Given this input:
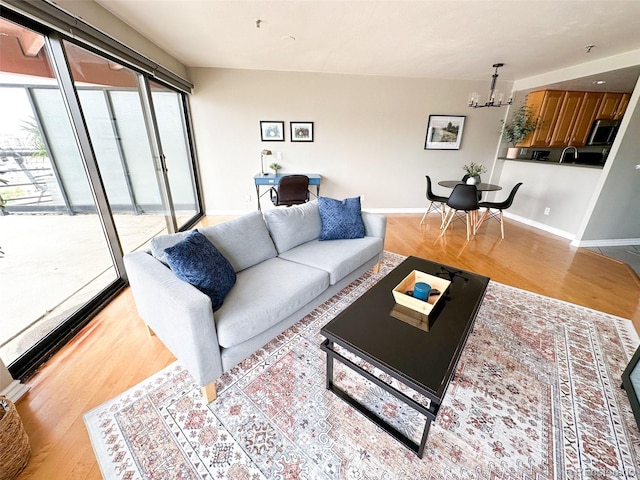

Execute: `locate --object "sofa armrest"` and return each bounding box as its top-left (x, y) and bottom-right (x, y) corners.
top-left (362, 211), bottom-right (387, 239)
top-left (124, 251), bottom-right (223, 387)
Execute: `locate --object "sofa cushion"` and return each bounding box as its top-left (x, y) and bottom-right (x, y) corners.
top-left (214, 257), bottom-right (329, 348)
top-left (200, 211), bottom-right (277, 272)
top-left (318, 196), bottom-right (365, 240)
top-left (149, 231), bottom-right (189, 266)
top-left (278, 236), bottom-right (383, 285)
top-left (164, 230), bottom-right (236, 311)
top-left (263, 200), bottom-right (322, 254)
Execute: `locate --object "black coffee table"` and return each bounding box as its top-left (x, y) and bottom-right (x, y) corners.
top-left (320, 256), bottom-right (489, 458)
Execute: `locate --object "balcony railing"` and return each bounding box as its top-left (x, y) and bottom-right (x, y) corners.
top-left (0, 148), bottom-right (57, 214)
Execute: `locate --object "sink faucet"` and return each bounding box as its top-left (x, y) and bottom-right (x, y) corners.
top-left (560, 146), bottom-right (578, 163)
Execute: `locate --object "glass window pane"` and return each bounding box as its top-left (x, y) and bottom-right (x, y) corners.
top-left (64, 41), bottom-right (169, 251)
top-left (0, 18), bottom-right (118, 364)
top-left (31, 88), bottom-right (94, 208)
top-left (109, 91), bottom-right (163, 209)
top-left (150, 81), bottom-right (198, 228)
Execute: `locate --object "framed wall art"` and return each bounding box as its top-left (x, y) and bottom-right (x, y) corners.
top-left (260, 121), bottom-right (285, 141)
top-left (291, 122), bottom-right (314, 142)
top-left (424, 115), bottom-right (465, 150)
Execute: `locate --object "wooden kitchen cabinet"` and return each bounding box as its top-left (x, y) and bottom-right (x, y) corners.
top-left (597, 93), bottom-right (624, 119)
top-left (614, 93), bottom-right (630, 120)
top-left (517, 90), bottom-right (565, 147)
top-left (568, 92), bottom-right (604, 146)
top-left (549, 91), bottom-right (585, 147)
top-left (515, 89), bottom-right (631, 149)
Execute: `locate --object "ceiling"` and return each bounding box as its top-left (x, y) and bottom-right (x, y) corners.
top-left (93, 0), bottom-right (640, 90)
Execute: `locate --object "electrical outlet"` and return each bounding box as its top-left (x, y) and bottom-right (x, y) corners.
top-left (544, 207), bottom-right (550, 215)
top-left (361, 194), bottom-right (366, 202)
top-left (277, 152), bottom-right (283, 160)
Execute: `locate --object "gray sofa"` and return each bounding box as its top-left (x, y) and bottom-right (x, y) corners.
top-left (124, 201), bottom-right (386, 402)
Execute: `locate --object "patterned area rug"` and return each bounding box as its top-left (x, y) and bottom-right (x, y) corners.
top-left (85, 252), bottom-right (640, 479)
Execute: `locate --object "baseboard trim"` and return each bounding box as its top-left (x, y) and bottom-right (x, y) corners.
top-left (572, 238), bottom-right (640, 248)
top-left (501, 212), bottom-right (575, 240)
top-left (1, 380), bottom-right (30, 403)
top-left (205, 208), bottom-right (638, 248)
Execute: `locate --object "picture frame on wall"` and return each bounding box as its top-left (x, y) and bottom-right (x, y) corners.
top-left (291, 122), bottom-right (314, 142)
top-left (424, 115), bottom-right (465, 150)
top-left (260, 121), bottom-right (285, 141)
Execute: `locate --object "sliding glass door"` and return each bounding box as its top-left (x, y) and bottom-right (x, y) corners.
top-left (150, 80), bottom-right (199, 227)
top-left (0, 18), bottom-right (119, 366)
top-left (63, 41), bottom-right (173, 251)
top-left (0, 13), bottom-right (201, 377)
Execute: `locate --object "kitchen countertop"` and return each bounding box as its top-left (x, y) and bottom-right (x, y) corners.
top-left (497, 157), bottom-right (605, 169)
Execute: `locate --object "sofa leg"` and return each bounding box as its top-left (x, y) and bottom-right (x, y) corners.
top-left (372, 262), bottom-right (381, 273)
top-left (202, 382), bottom-right (217, 403)
top-left (146, 324), bottom-right (156, 336)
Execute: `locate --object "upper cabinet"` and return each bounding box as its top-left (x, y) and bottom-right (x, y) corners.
top-left (549, 91), bottom-right (585, 147)
top-left (517, 90), bottom-right (564, 147)
top-left (614, 93), bottom-right (631, 120)
top-left (517, 89), bottom-right (631, 148)
top-left (569, 92), bottom-right (603, 147)
top-left (597, 93), bottom-right (624, 119)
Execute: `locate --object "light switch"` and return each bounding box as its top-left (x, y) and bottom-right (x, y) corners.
top-left (277, 152), bottom-right (283, 160)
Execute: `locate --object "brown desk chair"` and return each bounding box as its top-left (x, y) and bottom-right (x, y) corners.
top-left (270, 175), bottom-right (310, 206)
top-left (475, 182), bottom-right (523, 239)
top-left (439, 184), bottom-right (479, 241)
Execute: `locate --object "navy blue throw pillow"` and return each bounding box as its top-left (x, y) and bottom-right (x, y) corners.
top-left (164, 230), bottom-right (236, 311)
top-left (318, 196), bottom-right (365, 240)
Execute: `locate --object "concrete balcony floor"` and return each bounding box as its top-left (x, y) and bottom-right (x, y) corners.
top-left (0, 212), bottom-right (167, 364)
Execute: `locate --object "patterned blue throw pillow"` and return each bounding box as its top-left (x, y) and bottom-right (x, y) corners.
top-left (318, 196), bottom-right (365, 240)
top-left (164, 230), bottom-right (236, 311)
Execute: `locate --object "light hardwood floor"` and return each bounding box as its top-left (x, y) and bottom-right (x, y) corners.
top-left (14, 213), bottom-right (640, 479)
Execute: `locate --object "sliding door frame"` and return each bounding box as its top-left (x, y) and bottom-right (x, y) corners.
top-left (2, 7), bottom-right (203, 379)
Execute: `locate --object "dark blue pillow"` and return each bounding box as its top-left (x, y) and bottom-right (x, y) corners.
top-left (164, 230), bottom-right (236, 311)
top-left (318, 196), bottom-right (365, 240)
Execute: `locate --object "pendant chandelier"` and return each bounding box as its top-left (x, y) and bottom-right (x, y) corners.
top-left (468, 63), bottom-right (513, 108)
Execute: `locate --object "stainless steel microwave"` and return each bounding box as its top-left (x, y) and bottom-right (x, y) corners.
top-left (587, 119), bottom-right (620, 146)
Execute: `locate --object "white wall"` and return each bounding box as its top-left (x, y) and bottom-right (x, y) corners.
top-left (496, 160), bottom-right (602, 238)
top-left (0, 358), bottom-right (28, 402)
top-left (0, 359), bottom-right (12, 390)
top-left (188, 68), bottom-right (508, 213)
top-left (579, 82), bottom-right (640, 242)
top-left (53, 0), bottom-right (188, 79)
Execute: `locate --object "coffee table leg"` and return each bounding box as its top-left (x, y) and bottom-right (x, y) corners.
top-left (325, 340), bottom-right (334, 389)
top-left (418, 418), bottom-right (432, 458)
top-left (417, 400), bottom-right (440, 458)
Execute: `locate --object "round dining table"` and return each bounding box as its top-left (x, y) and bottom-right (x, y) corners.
top-left (438, 180), bottom-right (502, 192)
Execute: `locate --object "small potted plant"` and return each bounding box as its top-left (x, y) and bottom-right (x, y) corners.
top-left (462, 162), bottom-right (487, 184)
top-left (501, 103), bottom-right (537, 159)
top-left (269, 162), bottom-right (282, 175)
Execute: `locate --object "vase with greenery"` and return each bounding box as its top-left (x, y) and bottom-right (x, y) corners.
top-left (462, 162), bottom-right (487, 184)
top-left (501, 104), bottom-right (537, 158)
top-left (269, 162), bottom-right (282, 174)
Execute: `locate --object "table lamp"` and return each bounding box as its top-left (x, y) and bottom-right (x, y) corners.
top-left (261, 149), bottom-right (272, 175)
